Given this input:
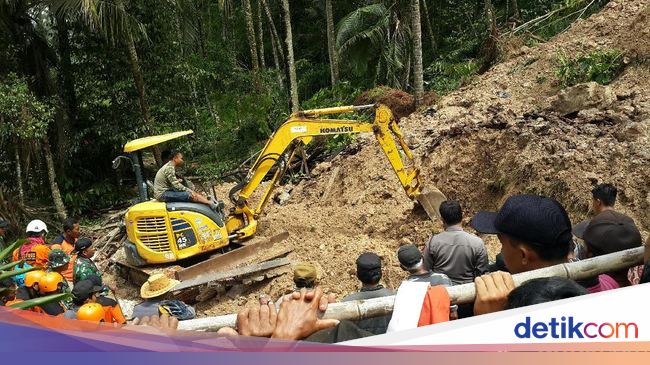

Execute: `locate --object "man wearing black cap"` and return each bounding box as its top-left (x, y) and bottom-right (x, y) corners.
top-left (472, 195), bottom-right (574, 274)
top-left (72, 238), bottom-right (115, 296)
top-left (344, 253), bottom-right (395, 301)
top-left (397, 245), bottom-right (458, 319)
top-left (471, 194), bottom-right (617, 293)
top-left (397, 245), bottom-right (453, 287)
top-left (63, 279), bottom-right (104, 319)
top-left (572, 210), bottom-right (642, 288)
top-left (342, 253), bottom-right (395, 334)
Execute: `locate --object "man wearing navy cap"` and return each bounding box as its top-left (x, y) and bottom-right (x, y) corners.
top-left (471, 195), bottom-right (618, 293)
top-left (342, 253), bottom-right (395, 334)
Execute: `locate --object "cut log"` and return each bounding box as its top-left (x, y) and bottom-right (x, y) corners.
top-left (177, 247), bottom-right (644, 332)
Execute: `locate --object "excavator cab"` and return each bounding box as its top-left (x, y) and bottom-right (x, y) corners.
top-left (116, 131), bottom-right (230, 267)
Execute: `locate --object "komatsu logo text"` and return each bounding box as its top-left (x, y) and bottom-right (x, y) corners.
top-left (320, 126), bottom-right (354, 133)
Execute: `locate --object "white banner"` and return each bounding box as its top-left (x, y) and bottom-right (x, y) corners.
top-left (344, 284), bottom-right (650, 346)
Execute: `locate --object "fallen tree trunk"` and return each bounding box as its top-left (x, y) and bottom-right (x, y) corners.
top-left (177, 247), bottom-right (644, 332)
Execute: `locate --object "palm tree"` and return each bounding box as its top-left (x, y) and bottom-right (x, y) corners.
top-left (325, 0), bottom-right (339, 87)
top-left (281, 0), bottom-right (299, 112)
top-left (337, 0), bottom-right (413, 90)
top-left (411, 0), bottom-right (424, 107)
top-left (1, 0), bottom-right (68, 219)
top-left (114, 0), bottom-right (162, 165)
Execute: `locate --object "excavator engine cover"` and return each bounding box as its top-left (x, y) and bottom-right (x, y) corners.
top-left (124, 201), bottom-right (230, 266)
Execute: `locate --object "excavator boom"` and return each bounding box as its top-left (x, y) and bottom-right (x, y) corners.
top-left (226, 104), bottom-right (446, 240)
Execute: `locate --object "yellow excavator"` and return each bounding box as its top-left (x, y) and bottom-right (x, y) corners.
top-left (118, 104), bottom-right (445, 267)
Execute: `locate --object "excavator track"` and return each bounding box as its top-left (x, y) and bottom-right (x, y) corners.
top-left (112, 232), bottom-right (291, 302)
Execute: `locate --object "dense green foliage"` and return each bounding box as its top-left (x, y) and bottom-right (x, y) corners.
top-left (555, 48), bottom-right (624, 88)
top-left (0, 0), bottom-right (612, 224)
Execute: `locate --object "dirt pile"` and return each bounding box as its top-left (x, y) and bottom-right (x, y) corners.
top-left (355, 87), bottom-right (440, 119)
top-left (106, 0), bottom-right (650, 318)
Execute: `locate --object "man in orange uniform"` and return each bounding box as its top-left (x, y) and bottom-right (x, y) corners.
top-left (36, 272), bottom-right (67, 316)
top-left (10, 270), bottom-right (47, 314)
top-left (51, 218), bottom-right (80, 281)
top-left (13, 220), bottom-right (51, 272)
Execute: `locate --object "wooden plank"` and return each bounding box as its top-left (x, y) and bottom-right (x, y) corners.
top-left (172, 257), bottom-right (291, 291)
top-left (176, 232), bottom-right (289, 281)
top-left (320, 166), bottom-right (340, 201)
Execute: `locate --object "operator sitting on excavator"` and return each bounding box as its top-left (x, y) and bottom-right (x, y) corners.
top-left (153, 151), bottom-right (218, 211)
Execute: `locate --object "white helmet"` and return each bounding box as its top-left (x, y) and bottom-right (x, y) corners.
top-left (26, 219), bottom-right (48, 233)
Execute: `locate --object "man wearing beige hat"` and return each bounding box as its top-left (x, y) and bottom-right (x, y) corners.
top-left (132, 273), bottom-right (195, 320)
top-left (293, 263), bottom-right (319, 289)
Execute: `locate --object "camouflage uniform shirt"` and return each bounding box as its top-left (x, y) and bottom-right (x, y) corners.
top-left (45, 268), bottom-right (73, 309)
top-left (153, 161), bottom-right (188, 199)
top-left (73, 256), bottom-right (109, 296)
top-left (0, 236), bottom-right (7, 266)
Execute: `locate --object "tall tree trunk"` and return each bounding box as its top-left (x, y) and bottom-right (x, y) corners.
top-left (411, 0), bottom-right (424, 108)
top-left (281, 0), bottom-right (299, 112)
top-left (54, 16), bottom-right (75, 170)
top-left (261, 0), bottom-right (284, 87)
top-left (325, 0), bottom-right (339, 87)
top-left (256, 0), bottom-right (266, 68)
top-left (196, 0), bottom-right (207, 57)
top-left (174, 0), bottom-right (185, 56)
top-left (15, 144), bottom-right (24, 205)
top-left (421, 0), bottom-right (436, 54)
top-left (510, 0), bottom-right (520, 20)
top-left (243, 0), bottom-right (262, 93)
top-left (55, 16), bottom-right (77, 123)
top-left (115, 0), bottom-right (162, 165)
top-left (262, 0), bottom-right (285, 65)
top-left (42, 136), bottom-right (67, 220)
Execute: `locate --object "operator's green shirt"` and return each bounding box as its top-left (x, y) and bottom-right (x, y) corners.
top-left (153, 161), bottom-right (188, 199)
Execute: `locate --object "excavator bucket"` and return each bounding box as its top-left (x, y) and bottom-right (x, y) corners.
top-left (416, 186), bottom-right (447, 221)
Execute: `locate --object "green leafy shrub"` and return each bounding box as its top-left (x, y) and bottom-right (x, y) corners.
top-left (555, 48), bottom-right (624, 88)
top-left (424, 60), bottom-right (480, 94)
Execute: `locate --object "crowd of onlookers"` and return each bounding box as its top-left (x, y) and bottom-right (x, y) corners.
top-left (0, 183), bottom-right (648, 342)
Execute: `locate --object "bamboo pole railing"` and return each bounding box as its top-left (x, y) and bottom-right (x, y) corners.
top-left (177, 247), bottom-right (645, 332)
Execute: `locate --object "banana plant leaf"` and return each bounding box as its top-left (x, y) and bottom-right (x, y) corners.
top-left (0, 239), bottom-right (29, 263)
top-left (0, 266), bottom-right (44, 282)
top-left (7, 293), bottom-right (73, 310)
top-left (0, 260), bottom-right (25, 272)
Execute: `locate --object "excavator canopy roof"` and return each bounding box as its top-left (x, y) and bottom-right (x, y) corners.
top-left (123, 130), bottom-right (194, 153)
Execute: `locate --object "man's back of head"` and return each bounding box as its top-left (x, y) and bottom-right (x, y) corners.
top-left (397, 245), bottom-right (424, 273)
top-left (592, 183), bottom-right (617, 213)
top-left (572, 210), bottom-right (641, 287)
top-left (356, 253), bottom-right (382, 285)
top-left (439, 201), bottom-right (463, 227)
top-left (471, 194), bottom-right (572, 274)
top-left (505, 277), bottom-right (589, 309)
top-left (293, 263), bottom-right (318, 289)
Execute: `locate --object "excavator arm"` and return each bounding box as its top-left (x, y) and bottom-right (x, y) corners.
top-left (226, 104), bottom-right (446, 240)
